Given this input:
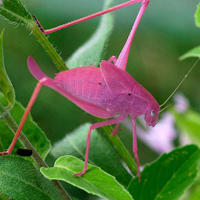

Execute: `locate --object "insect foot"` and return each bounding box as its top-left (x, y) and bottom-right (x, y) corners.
top-left (0, 151), bottom-right (9, 156)
top-left (73, 170), bottom-right (87, 177)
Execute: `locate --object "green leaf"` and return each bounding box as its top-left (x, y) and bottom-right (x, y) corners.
top-left (172, 109), bottom-right (200, 147)
top-left (179, 46), bottom-right (200, 60)
top-left (181, 172), bottom-right (200, 200)
top-left (41, 155), bottom-right (133, 200)
top-left (0, 0), bottom-right (32, 24)
top-left (0, 194), bottom-right (9, 200)
top-left (66, 0), bottom-right (113, 68)
top-left (0, 156), bottom-right (62, 200)
top-left (183, 170), bottom-right (200, 200)
top-left (0, 0), bottom-right (67, 72)
top-left (0, 92), bottom-right (51, 160)
top-left (179, 3), bottom-right (200, 60)
top-left (195, 3), bottom-right (200, 27)
top-left (0, 29), bottom-right (15, 109)
top-left (51, 123), bottom-right (132, 187)
top-left (127, 145), bottom-right (200, 200)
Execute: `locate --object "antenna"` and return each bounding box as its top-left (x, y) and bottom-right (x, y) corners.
top-left (160, 58), bottom-right (200, 108)
top-left (159, 103), bottom-right (174, 113)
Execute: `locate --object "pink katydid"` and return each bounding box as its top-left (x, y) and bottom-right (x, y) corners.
top-left (0, 0), bottom-right (197, 181)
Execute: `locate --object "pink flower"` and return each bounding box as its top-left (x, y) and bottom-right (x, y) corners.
top-left (138, 113), bottom-right (177, 153)
top-left (174, 93), bottom-right (189, 113)
top-left (123, 113), bottom-right (177, 154)
top-left (123, 94), bottom-right (190, 154)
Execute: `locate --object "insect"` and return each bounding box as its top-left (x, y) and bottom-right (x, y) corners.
top-left (0, 0), bottom-right (197, 181)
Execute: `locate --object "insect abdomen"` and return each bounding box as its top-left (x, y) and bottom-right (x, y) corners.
top-left (54, 67), bottom-right (112, 107)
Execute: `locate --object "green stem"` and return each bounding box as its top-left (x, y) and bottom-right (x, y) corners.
top-left (0, 104), bottom-right (45, 167)
top-left (0, 103), bottom-right (71, 200)
top-left (27, 20), bottom-right (68, 72)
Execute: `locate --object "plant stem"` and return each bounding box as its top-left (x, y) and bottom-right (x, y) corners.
top-left (0, 104), bottom-right (45, 167)
top-left (0, 103), bottom-right (71, 200)
top-left (27, 20), bottom-right (68, 72)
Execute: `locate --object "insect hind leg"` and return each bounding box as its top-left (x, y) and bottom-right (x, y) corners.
top-left (0, 78), bottom-right (48, 156)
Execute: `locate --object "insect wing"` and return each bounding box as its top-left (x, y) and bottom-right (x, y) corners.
top-left (100, 60), bottom-right (137, 94)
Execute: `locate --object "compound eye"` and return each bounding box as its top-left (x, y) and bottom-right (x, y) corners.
top-left (151, 110), bottom-right (155, 117)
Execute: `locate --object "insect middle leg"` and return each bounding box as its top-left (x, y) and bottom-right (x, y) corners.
top-left (73, 116), bottom-right (126, 177)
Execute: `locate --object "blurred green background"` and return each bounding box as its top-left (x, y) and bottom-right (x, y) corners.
top-left (0, 0), bottom-right (200, 199)
top-left (0, 0), bottom-right (199, 157)
top-left (0, 0), bottom-right (199, 156)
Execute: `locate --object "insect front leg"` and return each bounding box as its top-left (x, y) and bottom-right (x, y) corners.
top-left (130, 115), bottom-right (141, 181)
top-left (73, 115), bottom-right (126, 177)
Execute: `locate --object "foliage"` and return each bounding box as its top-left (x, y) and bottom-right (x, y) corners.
top-left (0, 0), bottom-right (200, 200)
top-left (0, 29), bottom-right (15, 109)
